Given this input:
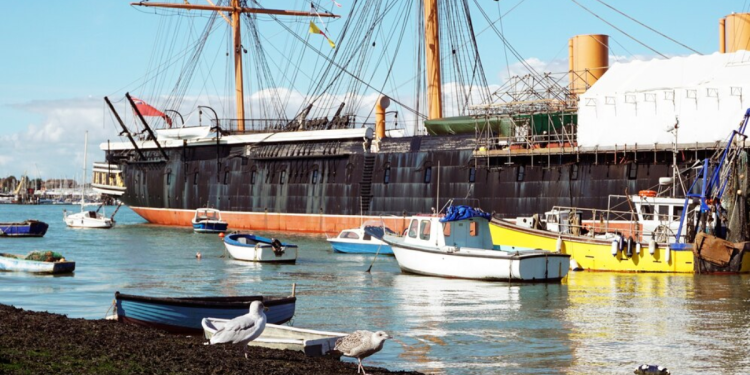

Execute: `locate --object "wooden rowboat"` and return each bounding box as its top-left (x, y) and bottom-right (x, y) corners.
top-left (0, 252), bottom-right (75, 274)
top-left (223, 233), bottom-right (298, 263)
top-left (202, 317), bottom-right (347, 357)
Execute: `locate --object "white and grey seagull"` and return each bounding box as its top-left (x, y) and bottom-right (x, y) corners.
top-left (334, 330), bottom-right (392, 375)
top-left (208, 300), bottom-right (268, 358)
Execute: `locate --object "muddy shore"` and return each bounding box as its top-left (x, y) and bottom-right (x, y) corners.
top-left (0, 304), bottom-right (420, 374)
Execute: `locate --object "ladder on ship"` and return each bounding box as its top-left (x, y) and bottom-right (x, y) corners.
top-left (359, 156), bottom-right (376, 214)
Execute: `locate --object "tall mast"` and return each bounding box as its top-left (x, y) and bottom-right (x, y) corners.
top-left (231, 0), bottom-right (245, 132)
top-left (131, 1), bottom-right (339, 132)
top-left (82, 131), bottom-right (88, 211)
top-left (425, 0), bottom-right (442, 120)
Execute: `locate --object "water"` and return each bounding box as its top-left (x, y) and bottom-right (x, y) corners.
top-left (1, 205), bottom-right (750, 374)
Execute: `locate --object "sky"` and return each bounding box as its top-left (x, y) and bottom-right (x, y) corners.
top-left (0, 0), bottom-right (748, 181)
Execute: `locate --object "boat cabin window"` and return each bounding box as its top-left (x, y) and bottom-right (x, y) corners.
top-left (383, 167), bottom-right (391, 185)
top-left (420, 220), bottom-right (431, 240)
top-left (340, 231), bottom-right (360, 239)
top-left (363, 233), bottom-right (371, 241)
top-left (311, 170), bottom-right (318, 184)
top-left (547, 214), bottom-right (557, 224)
top-left (673, 206), bottom-right (684, 222)
top-left (469, 221), bottom-right (478, 237)
top-left (250, 170), bottom-right (257, 185)
top-left (641, 205), bottom-right (654, 220)
top-left (443, 222), bottom-right (451, 237)
top-left (658, 206), bottom-right (669, 221)
top-left (407, 219), bottom-right (418, 238)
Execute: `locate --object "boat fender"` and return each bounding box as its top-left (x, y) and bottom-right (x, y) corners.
top-left (649, 240), bottom-right (656, 256)
top-left (618, 235), bottom-right (624, 251)
top-left (611, 238), bottom-right (619, 257)
top-left (665, 246), bottom-right (670, 263)
top-left (626, 237), bottom-right (633, 258)
top-left (635, 242), bottom-right (641, 255)
top-left (556, 236), bottom-right (563, 252)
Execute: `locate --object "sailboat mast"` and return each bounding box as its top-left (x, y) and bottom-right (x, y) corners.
top-left (232, 0), bottom-right (246, 132)
top-left (82, 131), bottom-right (88, 209)
top-left (425, 0), bottom-right (443, 120)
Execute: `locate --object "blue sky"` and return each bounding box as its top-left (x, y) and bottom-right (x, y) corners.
top-left (0, 0), bottom-right (748, 181)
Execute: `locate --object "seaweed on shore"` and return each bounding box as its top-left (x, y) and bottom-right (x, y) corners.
top-left (0, 304), bottom-right (420, 375)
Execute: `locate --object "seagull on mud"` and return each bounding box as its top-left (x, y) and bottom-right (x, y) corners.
top-left (334, 330), bottom-right (392, 375)
top-left (208, 300), bottom-right (268, 358)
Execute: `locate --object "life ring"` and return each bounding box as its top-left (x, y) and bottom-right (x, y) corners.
top-left (638, 190), bottom-right (657, 198)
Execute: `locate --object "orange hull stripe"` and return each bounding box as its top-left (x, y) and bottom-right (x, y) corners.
top-left (130, 207), bottom-right (410, 235)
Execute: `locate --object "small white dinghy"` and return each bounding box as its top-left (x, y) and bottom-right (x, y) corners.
top-left (382, 205), bottom-right (571, 282)
top-left (223, 233), bottom-right (298, 263)
top-left (202, 318), bottom-right (346, 357)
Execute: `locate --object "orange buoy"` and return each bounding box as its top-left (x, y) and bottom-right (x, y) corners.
top-left (218, 232), bottom-right (225, 238)
top-left (638, 190), bottom-right (657, 198)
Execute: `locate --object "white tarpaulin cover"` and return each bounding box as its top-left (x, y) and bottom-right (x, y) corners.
top-left (578, 51), bottom-right (750, 147)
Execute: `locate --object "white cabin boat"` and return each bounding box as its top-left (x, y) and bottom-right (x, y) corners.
top-left (64, 132), bottom-right (115, 229)
top-left (382, 206), bottom-right (570, 282)
top-left (191, 208), bottom-right (228, 233)
top-left (326, 220), bottom-right (394, 255)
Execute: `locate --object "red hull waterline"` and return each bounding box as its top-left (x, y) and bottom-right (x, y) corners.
top-left (130, 207), bottom-right (411, 235)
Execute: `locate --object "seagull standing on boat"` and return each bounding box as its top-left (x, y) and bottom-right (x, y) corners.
top-left (334, 330), bottom-right (392, 375)
top-left (208, 300), bottom-right (268, 358)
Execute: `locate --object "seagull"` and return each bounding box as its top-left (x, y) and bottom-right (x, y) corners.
top-left (208, 300), bottom-right (268, 358)
top-left (334, 330), bottom-right (392, 375)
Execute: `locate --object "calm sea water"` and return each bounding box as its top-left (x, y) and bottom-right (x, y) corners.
top-left (1, 204), bottom-right (749, 374)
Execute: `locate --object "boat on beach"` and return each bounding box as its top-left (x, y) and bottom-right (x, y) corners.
top-left (382, 205), bottom-right (570, 282)
top-left (191, 208), bottom-right (228, 233)
top-left (327, 220), bottom-right (394, 255)
top-left (224, 233), bottom-right (298, 263)
top-left (0, 252), bottom-right (75, 274)
top-left (0, 220), bottom-right (49, 237)
top-left (114, 289), bottom-right (297, 334)
top-left (202, 318), bottom-right (346, 357)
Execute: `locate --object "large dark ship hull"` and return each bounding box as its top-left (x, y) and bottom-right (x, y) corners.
top-left (104, 133), bottom-right (718, 234)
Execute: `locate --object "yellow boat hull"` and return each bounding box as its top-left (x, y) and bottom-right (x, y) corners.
top-left (490, 220), bottom-right (750, 273)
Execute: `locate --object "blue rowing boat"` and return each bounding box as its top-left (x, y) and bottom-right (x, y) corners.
top-left (0, 252), bottom-right (75, 274)
top-left (0, 220), bottom-right (49, 237)
top-left (114, 290), bottom-right (297, 334)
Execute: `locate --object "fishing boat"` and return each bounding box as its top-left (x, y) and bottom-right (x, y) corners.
top-left (0, 220), bottom-right (49, 237)
top-left (491, 111), bottom-right (750, 274)
top-left (223, 233), bottom-right (298, 263)
top-left (0, 252), bottom-right (75, 274)
top-left (114, 288), bottom-right (297, 334)
top-left (326, 220), bottom-right (394, 255)
top-left (382, 205), bottom-right (570, 282)
top-left (202, 318), bottom-right (346, 357)
top-left (64, 131), bottom-right (115, 229)
top-left (191, 208), bottom-right (228, 233)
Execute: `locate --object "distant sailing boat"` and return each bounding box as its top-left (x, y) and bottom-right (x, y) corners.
top-left (64, 131), bottom-right (115, 229)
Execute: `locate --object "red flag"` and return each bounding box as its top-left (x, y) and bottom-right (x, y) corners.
top-left (132, 97), bottom-right (166, 117)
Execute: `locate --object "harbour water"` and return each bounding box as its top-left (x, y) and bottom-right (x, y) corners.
top-left (1, 205), bottom-right (749, 374)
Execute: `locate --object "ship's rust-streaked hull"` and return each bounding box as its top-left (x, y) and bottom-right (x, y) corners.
top-left (131, 206), bottom-right (411, 235)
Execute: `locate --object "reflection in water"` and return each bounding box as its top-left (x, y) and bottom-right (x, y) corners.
top-left (1, 206), bottom-right (749, 374)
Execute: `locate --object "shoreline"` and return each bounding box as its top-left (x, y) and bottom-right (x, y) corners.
top-left (0, 304), bottom-right (420, 375)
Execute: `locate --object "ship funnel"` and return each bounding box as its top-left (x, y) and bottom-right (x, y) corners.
top-left (375, 95), bottom-right (390, 139)
top-left (720, 13), bottom-right (750, 53)
top-left (568, 34), bottom-right (609, 95)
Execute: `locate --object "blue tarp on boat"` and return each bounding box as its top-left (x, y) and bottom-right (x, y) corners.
top-left (439, 205), bottom-right (491, 223)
